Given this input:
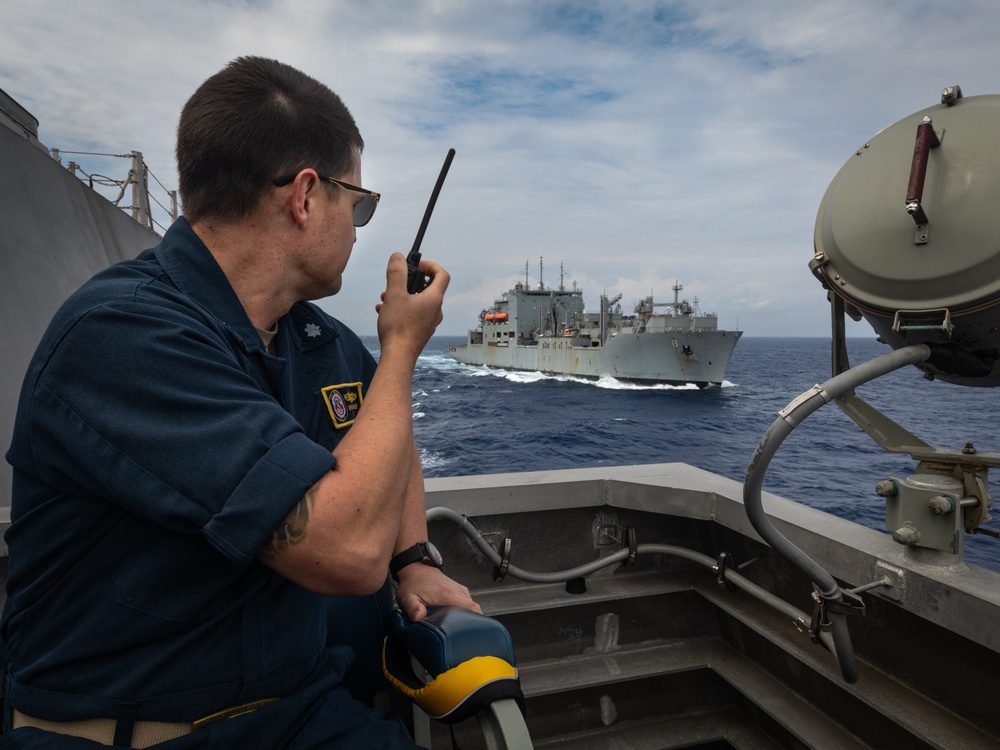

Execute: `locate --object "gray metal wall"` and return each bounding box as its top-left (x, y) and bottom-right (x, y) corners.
top-left (0, 121), bottom-right (160, 519)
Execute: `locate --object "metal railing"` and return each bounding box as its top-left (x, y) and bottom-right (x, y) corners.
top-left (49, 148), bottom-right (177, 234)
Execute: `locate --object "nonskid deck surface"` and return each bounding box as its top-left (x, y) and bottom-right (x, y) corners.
top-left (420, 465), bottom-right (1000, 749)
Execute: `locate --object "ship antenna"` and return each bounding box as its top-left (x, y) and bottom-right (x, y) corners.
top-left (539, 257), bottom-right (544, 290)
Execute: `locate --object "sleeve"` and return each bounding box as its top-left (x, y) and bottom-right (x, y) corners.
top-left (25, 298), bottom-right (335, 566)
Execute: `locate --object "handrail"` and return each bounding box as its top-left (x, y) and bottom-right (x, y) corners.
top-left (49, 148), bottom-right (177, 233)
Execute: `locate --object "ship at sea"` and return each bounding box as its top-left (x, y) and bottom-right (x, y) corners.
top-left (4, 82), bottom-right (1000, 749)
top-left (447, 261), bottom-right (742, 387)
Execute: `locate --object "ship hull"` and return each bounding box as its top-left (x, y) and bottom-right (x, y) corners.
top-left (449, 329), bottom-right (742, 386)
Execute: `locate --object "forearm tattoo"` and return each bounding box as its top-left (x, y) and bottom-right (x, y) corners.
top-left (259, 486), bottom-right (317, 562)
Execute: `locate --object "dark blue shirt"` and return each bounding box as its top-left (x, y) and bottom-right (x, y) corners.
top-left (3, 218), bottom-right (377, 723)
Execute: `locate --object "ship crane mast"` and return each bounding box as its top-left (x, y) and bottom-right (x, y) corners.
top-left (599, 293), bottom-right (622, 344)
top-left (646, 281), bottom-right (692, 314)
top-left (644, 282), bottom-right (696, 324)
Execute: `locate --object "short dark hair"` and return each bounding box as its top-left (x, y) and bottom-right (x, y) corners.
top-left (177, 56), bottom-right (364, 223)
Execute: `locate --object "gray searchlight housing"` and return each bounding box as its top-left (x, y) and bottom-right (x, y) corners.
top-left (812, 85), bottom-right (1000, 387)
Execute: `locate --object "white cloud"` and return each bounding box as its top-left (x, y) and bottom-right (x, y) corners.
top-left (4, 0), bottom-right (1000, 337)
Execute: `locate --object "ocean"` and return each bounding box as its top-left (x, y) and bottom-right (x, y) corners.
top-left (363, 335), bottom-right (1000, 574)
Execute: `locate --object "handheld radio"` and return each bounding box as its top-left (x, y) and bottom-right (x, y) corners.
top-left (406, 148), bottom-right (456, 293)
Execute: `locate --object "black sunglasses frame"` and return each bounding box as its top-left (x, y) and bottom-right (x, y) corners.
top-left (273, 172), bottom-right (380, 227)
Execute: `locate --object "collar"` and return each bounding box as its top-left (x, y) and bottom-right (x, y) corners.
top-left (153, 218), bottom-right (340, 355)
top-left (283, 302), bottom-right (342, 354)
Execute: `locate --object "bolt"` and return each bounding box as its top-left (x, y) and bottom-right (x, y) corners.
top-left (892, 524), bottom-right (922, 546)
top-left (875, 480), bottom-right (898, 498)
top-left (928, 495), bottom-right (955, 515)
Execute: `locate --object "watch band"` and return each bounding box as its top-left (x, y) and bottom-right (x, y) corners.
top-left (389, 541), bottom-right (443, 581)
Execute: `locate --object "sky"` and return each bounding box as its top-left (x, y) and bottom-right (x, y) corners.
top-left (3, 0), bottom-right (1000, 337)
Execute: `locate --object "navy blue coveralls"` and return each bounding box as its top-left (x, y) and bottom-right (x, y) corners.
top-left (2, 219), bottom-right (417, 747)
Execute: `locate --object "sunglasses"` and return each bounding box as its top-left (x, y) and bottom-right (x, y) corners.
top-left (273, 172), bottom-right (380, 227)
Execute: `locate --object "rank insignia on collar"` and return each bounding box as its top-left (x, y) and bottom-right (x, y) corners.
top-left (304, 323), bottom-right (322, 338)
top-left (321, 382), bottom-right (363, 430)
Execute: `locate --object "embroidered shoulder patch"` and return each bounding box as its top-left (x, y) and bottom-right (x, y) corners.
top-left (321, 382), bottom-right (363, 430)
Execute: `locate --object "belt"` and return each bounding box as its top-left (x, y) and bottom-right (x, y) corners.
top-left (12, 698), bottom-right (279, 748)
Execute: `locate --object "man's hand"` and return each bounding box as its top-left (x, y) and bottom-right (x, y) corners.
top-left (375, 253), bottom-right (449, 361)
top-left (395, 564), bottom-right (482, 622)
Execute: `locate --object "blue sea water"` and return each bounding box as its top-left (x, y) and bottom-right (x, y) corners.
top-left (364, 335), bottom-right (1000, 573)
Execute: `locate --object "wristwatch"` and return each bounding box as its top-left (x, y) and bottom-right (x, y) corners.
top-left (389, 541), bottom-right (444, 581)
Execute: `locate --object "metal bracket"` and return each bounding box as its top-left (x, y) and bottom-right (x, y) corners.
top-left (620, 526), bottom-right (637, 567)
top-left (809, 587), bottom-right (865, 644)
top-left (778, 384), bottom-right (831, 427)
top-left (715, 551), bottom-right (737, 592)
top-left (891, 308), bottom-right (953, 336)
top-left (492, 538), bottom-right (512, 583)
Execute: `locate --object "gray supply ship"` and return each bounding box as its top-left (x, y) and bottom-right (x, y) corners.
top-left (4, 82), bottom-right (1000, 749)
top-left (448, 262), bottom-right (742, 387)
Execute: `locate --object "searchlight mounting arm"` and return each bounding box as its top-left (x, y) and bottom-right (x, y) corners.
top-left (819, 287), bottom-right (998, 549)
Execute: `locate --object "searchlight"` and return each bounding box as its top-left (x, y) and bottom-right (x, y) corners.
top-left (745, 86), bottom-right (1000, 684)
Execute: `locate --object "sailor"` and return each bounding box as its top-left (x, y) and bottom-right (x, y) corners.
top-left (1, 56), bottom-right (478, 747)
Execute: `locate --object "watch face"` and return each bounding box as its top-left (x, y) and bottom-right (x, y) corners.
top-left (422, 541), bottom-right (444, 568)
